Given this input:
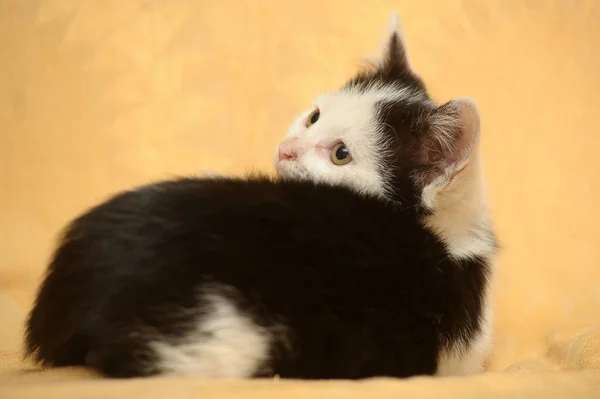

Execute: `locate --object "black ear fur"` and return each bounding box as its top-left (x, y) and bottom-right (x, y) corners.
top-left (381, 29), bottom-right (412, 77)
top-left (343, 13), bottom-right (427, 92)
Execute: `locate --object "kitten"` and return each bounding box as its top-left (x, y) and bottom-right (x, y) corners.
top-left (24, 14), bottom-right (497, 379)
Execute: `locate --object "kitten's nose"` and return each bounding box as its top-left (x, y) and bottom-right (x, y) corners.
top-left (278, 147), bottom-right (296, 161)
top-left (278, 140), bottom-right (298, 162)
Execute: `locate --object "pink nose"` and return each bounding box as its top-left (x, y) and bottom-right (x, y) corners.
top-left (278, 139), bottom-right (298, 162)
top-left (278, 147), bottom-right (296, 161)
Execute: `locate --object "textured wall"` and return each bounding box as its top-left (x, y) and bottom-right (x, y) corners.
top-left (1, 1), bottom-right (599, 371)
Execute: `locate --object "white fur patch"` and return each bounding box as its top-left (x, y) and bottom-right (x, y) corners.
top-left (423, 153), bottom-right (496, 261)
top-left (151, 289), bottom-right (271, 378)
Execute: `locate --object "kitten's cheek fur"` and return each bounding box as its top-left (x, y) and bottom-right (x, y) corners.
top-left (276, 158), bottom-right (308, 180)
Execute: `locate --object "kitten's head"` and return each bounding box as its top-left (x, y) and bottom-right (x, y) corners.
top-left (275, 13), bottom-right (481, 211)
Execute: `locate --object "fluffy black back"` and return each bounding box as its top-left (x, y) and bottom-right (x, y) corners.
top-left (25, 175), bottom-right (489, 379)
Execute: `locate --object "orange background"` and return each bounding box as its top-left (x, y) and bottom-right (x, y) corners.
top-left (1, 0), bottom-right (599, 379)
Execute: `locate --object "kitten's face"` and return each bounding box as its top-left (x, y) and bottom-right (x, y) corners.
top-left (275, 85), bottom-right (417, 198)
top-left (275, 20), bottom-right (481, 209)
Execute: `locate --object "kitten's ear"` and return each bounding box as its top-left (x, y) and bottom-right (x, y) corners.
top-left (372, 11), bottom-right (414, 75)
top-left (418, 97), bottom-right (481, 203)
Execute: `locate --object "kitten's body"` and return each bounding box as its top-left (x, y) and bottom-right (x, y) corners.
top-left (25, 15), bottom-right (497, 379)
top-left (25, 176), bottom-right (488, 378)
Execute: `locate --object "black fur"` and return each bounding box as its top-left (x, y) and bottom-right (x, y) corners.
top-left (25, 175), bottom-right (489, 378)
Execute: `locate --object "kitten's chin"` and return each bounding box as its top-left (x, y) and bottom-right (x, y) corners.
top-left (275, 160), bottom-right (309, 181)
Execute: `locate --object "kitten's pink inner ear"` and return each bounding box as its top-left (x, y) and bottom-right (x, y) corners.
top-left (455, 97), bottom-right (481, 147)
top-left (429, 97), bottom-right (481, 171)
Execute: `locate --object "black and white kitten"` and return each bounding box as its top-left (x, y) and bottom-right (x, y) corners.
top-left (24, 15), bottom-right (497, 379)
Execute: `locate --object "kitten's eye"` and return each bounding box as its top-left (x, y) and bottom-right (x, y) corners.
top-left (330, 143), bottom-right (352, 165)
top-left (306, 108), bottom-right (320, 127)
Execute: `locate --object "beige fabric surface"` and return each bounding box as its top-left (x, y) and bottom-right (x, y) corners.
top-left (1, 0), bottom-right (600, 397)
